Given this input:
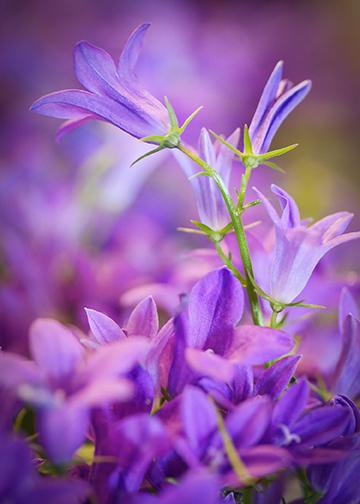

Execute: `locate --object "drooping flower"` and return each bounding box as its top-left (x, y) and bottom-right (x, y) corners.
top-left (30, 24), bottom-right (170, 142)
top-left (0, 318), bottom-right (149, 463)
top-left (249, 61), bottom-right (311, 154)
top-left (174, 128), bottom-right (240, 231)
top-left (254, 184), bottom-right (360, 304)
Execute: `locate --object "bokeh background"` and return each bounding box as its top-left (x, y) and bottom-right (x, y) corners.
top-left (1, 0), bottom-right (359, 353)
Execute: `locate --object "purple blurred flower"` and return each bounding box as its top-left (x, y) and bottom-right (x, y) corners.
top-left (0, 431), bottom-right (89, 503)
top-left (31, 24), bottom-right (170, 141)
top-left (254, 184), bottom-right (360, 304)
top-left (0, 318), bottom-right (149, 463)
top-left (175, 128), bottom-right (240, 231)
top-left (249, 61), bottom-right (311, 154)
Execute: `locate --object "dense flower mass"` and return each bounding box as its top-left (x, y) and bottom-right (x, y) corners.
top-left (1, 21), bottom-right (360, 504)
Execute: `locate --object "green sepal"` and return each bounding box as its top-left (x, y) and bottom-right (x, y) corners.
top-left (177, 227), bottom-right (207, 235)
top-left (179, 106), bottom-right (204, 133)
top-left (188, 170), bottom-right (209, 180)
top-left (263, 161), bottom-right (286, 174)
top-left (258, 143), bottom-right (298, 160)
top-left (243, 124), bottom-right (253, 154)
top-left (140, 134), bottom-right (166, 145)
top-left (209, 130), bottom-right (244, 158)
top-left (130, 145), bottom-right (165, 167)
top-left (164, 96), bottom-right (179, 129)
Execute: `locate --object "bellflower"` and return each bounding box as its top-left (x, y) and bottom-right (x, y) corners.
top-left (30, 24), bottom-right (171, 142)
top-left (249, 61), bottom-right (311, 154)
top-left (254, 184), bottom-right (360, 304)
top-left (174, 128), bottom-right (240, 231)
top-left (0, 318), bottom-right (149, 464)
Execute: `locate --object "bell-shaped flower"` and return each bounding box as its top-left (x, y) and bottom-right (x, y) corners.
top-left (249, 61), bottom-right (311, 154)
top-left (254, 184), bottom-right (360, 305)
top-left (174, 128), bottom-right (240, 231)
top-left (31, 24), bottom-right (171, 143)
top-left (0, 318), bottom-right (149, 464)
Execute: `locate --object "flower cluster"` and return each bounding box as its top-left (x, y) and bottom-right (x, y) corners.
top-left (1, 23), bottom-right (359, 503)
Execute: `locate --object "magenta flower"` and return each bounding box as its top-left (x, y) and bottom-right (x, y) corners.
top-left (175, 128), bottom-right (240, 231)
top-left (30, 24), bottom-right (170, 141)
top-left (249, 61), bottom-right (311, 154)
top-left (254, 184), bottom-right (360, 304)
top-left (0, 318), bottom-right (149, 464)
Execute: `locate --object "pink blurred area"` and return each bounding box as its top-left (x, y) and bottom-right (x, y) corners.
top-left (0, 0), bottom-right (359, 352)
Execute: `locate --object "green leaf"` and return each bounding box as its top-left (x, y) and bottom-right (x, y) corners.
top-left (258, 143), bottom-right (298, 160)
top-left (164, 96), bottom-right (179, 129)
top-left (209, 130), bottom-right (244, 158)
top-left (130, 146), bottom-right (164, 167)
top-left (179, 106), bottom-right (204, 133)
top-left (243, 124), bottom-right (253, 154)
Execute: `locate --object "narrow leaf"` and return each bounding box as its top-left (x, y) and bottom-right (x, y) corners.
top-left (130, 146), bottom-right (164, 167)
top-left (179, 106), bottom-right (204, 133)
top-left (258, 144), bottom-right (298, 160)
top-left (164, 96), bottom-right (179, 129)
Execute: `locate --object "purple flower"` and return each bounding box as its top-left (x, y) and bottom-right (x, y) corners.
top-left (0, 318), bottom-right (149, 463)
top-left (174, 128), bottom-right (240, 231)
top-left (0, 430), bottom-right (89, 503)
top-left (163, 267), bottom-right (293, 395)
top-left (249, 61), bottom-right (311, 154)
top-left (254, 184), bottom-right (360, 304)
top-left (30, 24), bottom-right (170, 141)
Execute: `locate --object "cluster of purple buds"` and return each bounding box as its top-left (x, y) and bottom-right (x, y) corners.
top-left (1, 23), bottom-right (360, 503)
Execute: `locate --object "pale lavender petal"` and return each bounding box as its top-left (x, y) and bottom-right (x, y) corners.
top-left (249, 61), bottom-right (284, 143)
top-left (227, 326), bottom-right (293, 366)
top-left (216, 127), bottom-right (241, 187)
top-left (187, 267), bottom-right (244, 354)
top-left (254, 80), bottom-right (311, 153)
top-left (271, 184), bottom-right (301, 229)
top-left (29, 318), bottom-right (83, 384)
top-left (310, 211), bottom-right (353, 240)
top-left (85, 308), bottom-right (126, 344)
top-left (83, 337), bottom-right (150, 381)
top-left (56, 114), bottom-right (98, 141)
top-left (255, 355), bottom-right (301, 399)
top-left (126, 296), bottom-right (159, 339)
top-left (70, 378), bottom-right (133, 407)
top-left (118, 23), bottom-right (150, 82)
top-left (185, 348), bottom-right (235, 382)
top-left (253, 186), bottom-right (281, 228)
top-left (339, 288), bottom-right (359, 331)
top-left (0, 353), bottom-right (41, 388)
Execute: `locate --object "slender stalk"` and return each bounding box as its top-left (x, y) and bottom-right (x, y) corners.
top-left (212, 241), bottom-right (246, 287)
top-left (270, 310), bottom-right (278, 328)
top-left (178, 143), bottom-right (263, 325)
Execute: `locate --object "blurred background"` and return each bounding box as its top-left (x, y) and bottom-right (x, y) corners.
top-left (0, 0), bottom-right (359, 353)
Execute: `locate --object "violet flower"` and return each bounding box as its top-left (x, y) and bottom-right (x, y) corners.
top-left (249, 61), bottom-right (311, 154)
top-left (0, 318), bottom-right (149, 464)
top-left (30, 24), bottom-right (170, 142)
top-left (254, 184), bottom-right (360, 304)
top-left (174, 128), bottom-right (240, 231)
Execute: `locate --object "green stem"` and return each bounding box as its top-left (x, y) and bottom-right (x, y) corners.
top-left (212, 241), bottom-right (246, 287)
top-left (238, 164), bottom-right (252, 209)
top-left (178, 143), bottom-right (263, 325)
top-left (270, 310), bottom-right (278, 328)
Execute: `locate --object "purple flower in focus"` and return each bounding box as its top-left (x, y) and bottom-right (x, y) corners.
top-left (254, 184), bottom-right (360, 304)
top-left (0, 430), bottom-right (89, 503)
top-left (0, 318), bottom-right (149, 463)
top-left (249, 61), bottom-right (311, 154)
top-left (31, 24), bottom-right (170, 141)
top-left (174, 128), bottom-right (240, 231)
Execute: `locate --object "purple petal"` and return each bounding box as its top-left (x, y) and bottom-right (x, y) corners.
top-left (29, 318), bottom-right (83, 385)
top-left (154, 471), bottom-right (221, 504)
top-left (85, 308), bottom-right (126, 344)
top-left (339, 287), bottom-right (359, 332)
top-left (231, 364), bottom-right (254, 403)
top-left (181, 386), bottom-right (217, 458)
top-left (227, 326), bottom-right (293, 366)
top-left (187, 267), bottom-right (244, 354)
top-left (118, 23), bottom-right (150, 82)
top-left (126, 296), bottom-right (159, 339)
top-left (249, 61), bottom-right (284, 143)
top-left (253, 186), bottom-right (281, 228)
top-left (222, 396), bottom-right (272, 449)
top-left (70, 378), bottom-right (133, 408)
top-left (293, 404), bottom-right (352, 446)
top-left (271, 184), bottom-right (301, 229)
top-left (255, 355), bottom-right (301, 399)
top-left (333, 314), bottom-right (360, 398)
top-left (38, 404), bottom-right (89, 464)
top-left (186, 348), bottom-right (235, 382)
top-left (272, 378), bottom-right (309, 427)
top-left (239, 445), bottom-right (290, 480)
